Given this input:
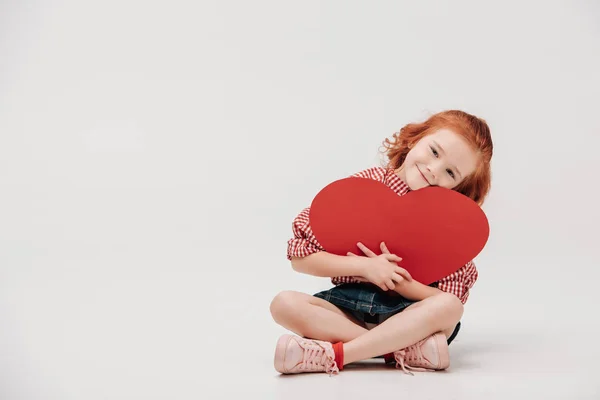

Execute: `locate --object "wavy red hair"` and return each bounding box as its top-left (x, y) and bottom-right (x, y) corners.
top-left (380, 110), bottom-right (493, 205)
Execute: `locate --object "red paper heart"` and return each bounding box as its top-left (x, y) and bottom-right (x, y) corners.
top-left (309, 177), bottom-right (489, 285)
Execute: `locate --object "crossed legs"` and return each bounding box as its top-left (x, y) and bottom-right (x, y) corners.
top-left (270, 290), bottom-right (463, 366)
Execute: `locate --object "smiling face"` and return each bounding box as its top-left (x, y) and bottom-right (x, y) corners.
top-left (396, 128), bottom-right (479, 190)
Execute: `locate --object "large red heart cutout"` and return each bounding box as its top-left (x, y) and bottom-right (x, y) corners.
top-left (309, 177), bottom-right (489, 285)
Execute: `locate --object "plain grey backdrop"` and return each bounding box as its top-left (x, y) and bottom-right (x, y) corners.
top-left (1, 1), bottom-right (599, 399)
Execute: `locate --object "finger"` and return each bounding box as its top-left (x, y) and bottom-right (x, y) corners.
top-left (396, 267), bottom-right (413, 281)
top-left (385, 253), bottom-right (403, 263)
top-left (385, 279), bottom-right (395, 290)
top-left (357, 242), bottom-right (377, 257)
top-left (346, 252), bottom-right (357, 257)
top-left (380, 242), bottom-right (390, 254)
top-left (378, 283), bottom-right (389, 291)
top-left (391, 272), bottom-right (404, 283)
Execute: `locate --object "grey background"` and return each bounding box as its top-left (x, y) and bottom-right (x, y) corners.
top-left (1, 0), bottom-right (599, 399)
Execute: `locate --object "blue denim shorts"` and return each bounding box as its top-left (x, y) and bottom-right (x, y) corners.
top-left (314, 283), bottom-right (460, 345)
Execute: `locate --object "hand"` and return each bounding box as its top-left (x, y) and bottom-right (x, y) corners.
top-left (347, 242), bottom-right (412, 291)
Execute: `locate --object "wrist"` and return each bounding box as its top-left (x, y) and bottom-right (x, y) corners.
top-left (392, 278), bottom-right (411, 294)
top-left (348, 256), bottom-right (369, 276)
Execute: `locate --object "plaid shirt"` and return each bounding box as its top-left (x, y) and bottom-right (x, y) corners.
top-left (286, 166), bottom-right (478, 304)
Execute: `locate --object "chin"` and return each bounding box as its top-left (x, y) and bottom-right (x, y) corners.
top-left (407, 177), bottom-right (428, 190)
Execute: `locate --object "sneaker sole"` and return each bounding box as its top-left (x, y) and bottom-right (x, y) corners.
top-left (274, 334), bottom-right (294, 374)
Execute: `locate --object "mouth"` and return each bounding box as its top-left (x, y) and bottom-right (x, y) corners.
top-left (417, 166), bottom-right (430, 185)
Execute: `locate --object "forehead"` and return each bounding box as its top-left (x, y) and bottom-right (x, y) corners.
top-left (427, 128), bottom-right (478, 173)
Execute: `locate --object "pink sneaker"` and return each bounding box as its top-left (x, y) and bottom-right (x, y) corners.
top-left (274, 334), bottom-right (340, 375)
top-left (393, 332), bottom-right (450, 374)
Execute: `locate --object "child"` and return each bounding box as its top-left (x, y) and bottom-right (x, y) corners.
top-left (270, 109), bottom-right (493, 375)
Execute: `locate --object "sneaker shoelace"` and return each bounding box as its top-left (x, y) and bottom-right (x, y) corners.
top-left (393, 341), bottom-right (435, 375)
top-left (299, 340), bottom-right (339, 375)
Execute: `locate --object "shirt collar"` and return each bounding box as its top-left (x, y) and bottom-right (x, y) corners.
top-left (383, 167), bottom-right (411, 196)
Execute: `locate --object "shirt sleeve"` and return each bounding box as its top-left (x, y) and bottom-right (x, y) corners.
top-left (331, 275), bottom-right (362, 285)
top-left (350, 166), bottom-right (388, 180)
top-left (286, 207), bottom-right (325, 260)
top-left (285, 209), bottom-right (361, 285)
top-left (433, 260), bottom-right (479, 304)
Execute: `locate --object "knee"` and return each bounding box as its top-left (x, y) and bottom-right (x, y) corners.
top-left (269, 290), bottom-right (303, 322)
top-left (431, 292), bottom-right (464, 326)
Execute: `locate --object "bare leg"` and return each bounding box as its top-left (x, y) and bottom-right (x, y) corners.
top-left (343, 292), bottom-right (464, 365)
top-left (391, 296), bottom-right (459, 339)
top-left (270, 290), bottom-right (368, 343)
top-left (442, 325), bottom-right (457, 338)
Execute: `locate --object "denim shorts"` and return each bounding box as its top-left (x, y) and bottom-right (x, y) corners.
top-left (314, 283), bottom-right (461, 345)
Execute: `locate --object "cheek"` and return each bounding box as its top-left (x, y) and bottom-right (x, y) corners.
top-left (407, 149), bottom-right (425, 163)
top-left (443, 176), bottom-right (460, 189)
top-left (418, 147), bottom-right (431, 159)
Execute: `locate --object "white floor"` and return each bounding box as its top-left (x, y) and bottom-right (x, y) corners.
top-left (1, 254), bottom-right (598, 400)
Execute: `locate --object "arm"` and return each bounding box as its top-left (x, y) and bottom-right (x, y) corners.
top-left (287, 206), bottom-right (367, 281)
top-left (286, 210), bottom-right (406, 290)
top-left (291, 252), bottom-right (367, 278)
top-left (394, 261), bottom-right (479, 304)
top-left (390, 278), bottom-right (442, 301)
top-left (286, 167), bottom-right (393, 283)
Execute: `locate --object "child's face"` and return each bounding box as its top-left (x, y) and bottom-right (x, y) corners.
top-left (396, 128), bottom-right (479, 190)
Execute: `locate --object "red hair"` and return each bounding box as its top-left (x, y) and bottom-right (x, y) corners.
top-left (380, 110), bottom-right (493, 205)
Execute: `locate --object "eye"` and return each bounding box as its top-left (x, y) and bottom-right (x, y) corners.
top-left (430, 146), bottom-right (439, 158)
top-left (447, 169), bottom-right (455, 179)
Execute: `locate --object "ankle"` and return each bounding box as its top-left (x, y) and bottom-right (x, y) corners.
top-left (332, 342), bottom-right (344, 370)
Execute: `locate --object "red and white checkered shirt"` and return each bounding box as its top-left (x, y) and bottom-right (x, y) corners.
top-left (286, 166), bottom-right (479, 304)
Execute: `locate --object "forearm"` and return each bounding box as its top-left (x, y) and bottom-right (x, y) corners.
top-left (291, 252), bottom-right (366, 278)
top-left (392, 278), bottom-right (442, 301)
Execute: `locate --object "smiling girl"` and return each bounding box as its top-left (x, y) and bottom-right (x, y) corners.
top-left (270, 110), bottom-right (493, 375)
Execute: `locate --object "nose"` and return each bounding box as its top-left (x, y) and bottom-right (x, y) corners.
top-left (426, 162), bottom-right (442, 183)
top-left (427, 164), bottom-right (436, 183)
